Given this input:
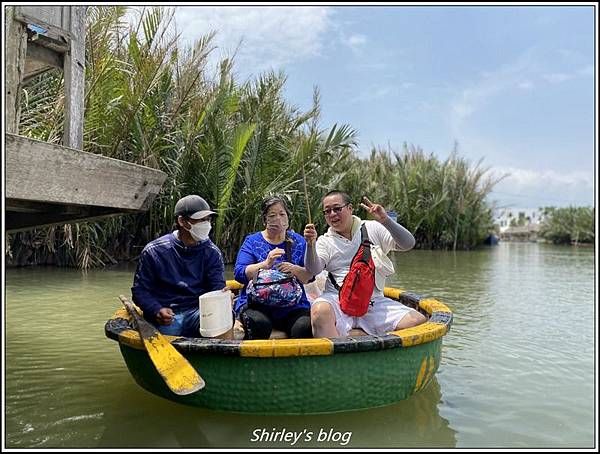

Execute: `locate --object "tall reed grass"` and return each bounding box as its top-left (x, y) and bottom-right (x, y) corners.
top-left (8, 6), bottom-right (504, 268)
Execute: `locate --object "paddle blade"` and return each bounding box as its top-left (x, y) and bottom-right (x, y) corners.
top-left (141, 331), bottom-right (205, 395)
top-left (120, 296), bottom-right (205, 395)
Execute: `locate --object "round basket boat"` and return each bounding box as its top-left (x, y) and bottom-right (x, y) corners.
top-left (104, 281), bottom-right (452, 414)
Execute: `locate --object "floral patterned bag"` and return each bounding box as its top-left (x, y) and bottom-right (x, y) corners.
top-left (247, 268), bottom-right (302, 308)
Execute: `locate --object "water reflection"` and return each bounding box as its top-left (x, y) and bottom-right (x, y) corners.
top-left (97, 377), bottom-right (456, 448)
top-left (5, 242), bottom-right (595, 448)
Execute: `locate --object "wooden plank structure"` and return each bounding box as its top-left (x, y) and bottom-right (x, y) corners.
top-left (5, 6), bottom-right (166, 232)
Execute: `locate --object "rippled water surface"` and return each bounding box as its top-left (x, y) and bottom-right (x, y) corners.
top-left (4, 242), bottom-right (596, 448)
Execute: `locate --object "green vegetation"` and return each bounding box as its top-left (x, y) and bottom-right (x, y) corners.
top-left (333, 144), bottom-right (502, 250)
top-left (7, 7), bottom-right (502, 268)
top-left (539, 206), bottom-right (595, 245)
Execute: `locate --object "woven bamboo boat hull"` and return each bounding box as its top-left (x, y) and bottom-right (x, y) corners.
top-left (105, 284), bottom-right (452, 414)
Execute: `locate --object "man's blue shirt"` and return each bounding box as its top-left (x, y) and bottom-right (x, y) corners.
top-left (132, 232), bottom-right (225, 322)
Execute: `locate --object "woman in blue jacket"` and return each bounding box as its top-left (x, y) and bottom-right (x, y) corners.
top-left (234, 196), bottom-right (313, 339)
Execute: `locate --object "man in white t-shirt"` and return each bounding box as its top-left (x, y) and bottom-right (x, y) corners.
top-left (304, 190), bottom-right (426, 337)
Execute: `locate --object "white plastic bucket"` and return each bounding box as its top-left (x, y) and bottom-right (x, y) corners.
top-left (199, 290), bottom-right (233, 337)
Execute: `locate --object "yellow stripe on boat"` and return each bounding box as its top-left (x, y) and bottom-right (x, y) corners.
top-left (389, 322), bottom-right (448, 347)
top-left (414, 355), bottom-right (437, 392)
top-left (414, 357), bottom-right (428, 392)
top-left (419, 298), bottom-right (452, 314)
top-left (383, 287), bottom-right (405, 300)
top-left (422, 355), bottom-right (437, 389)
top-left (240, 338), bottom-right (334, 357)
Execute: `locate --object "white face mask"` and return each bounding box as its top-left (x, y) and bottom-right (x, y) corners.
top-left (266, 211), bottom-right (289, 233)
top-left (267, 218), bottom-right (288, 232)
top-left (186, 221), bottom-right (211, 242)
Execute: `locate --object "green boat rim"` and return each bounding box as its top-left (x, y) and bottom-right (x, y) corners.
top-left (105, 281), bottom-right (452, 358)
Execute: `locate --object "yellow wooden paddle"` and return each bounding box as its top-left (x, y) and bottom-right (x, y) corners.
top-left (119, 295), bottom-right (205, 395)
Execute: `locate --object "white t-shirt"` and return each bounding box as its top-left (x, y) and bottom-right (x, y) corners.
top-left (316, 216), bottom-right (400, 297)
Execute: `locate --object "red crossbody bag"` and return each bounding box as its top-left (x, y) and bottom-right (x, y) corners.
top-left (328, 224), bottom-right (375, 317)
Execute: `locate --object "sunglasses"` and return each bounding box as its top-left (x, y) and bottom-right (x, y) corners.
top-left (322, 204), bottom-right (349, 216)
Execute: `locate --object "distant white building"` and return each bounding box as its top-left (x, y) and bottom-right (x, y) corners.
top-left (493, 208), bottom-right (546, 233)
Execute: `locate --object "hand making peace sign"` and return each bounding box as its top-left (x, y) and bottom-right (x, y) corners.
top-left (360, 196), bottom-right (389, 223)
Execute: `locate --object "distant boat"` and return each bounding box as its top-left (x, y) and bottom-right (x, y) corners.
top-left (484, 234), bottom-right (499, 246)
top-left (105, 281), bottom-right (453, 414)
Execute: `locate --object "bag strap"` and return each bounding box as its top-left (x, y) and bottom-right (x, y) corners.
top-left (359, 223), bottom-right (373, 263)
top-left (328, 270), bottom-right (341, 291)
top-left (284, 236), bottom-right (293, 262)
top-left (253, 273), bottom-right (295, 287)
top-left (360, 223), bottom-right (371, 245)
top-left (328, 223), bottom-right (372, 291)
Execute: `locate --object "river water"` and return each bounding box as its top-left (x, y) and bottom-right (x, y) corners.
top-left (3, 242), bottom-right (596, 449)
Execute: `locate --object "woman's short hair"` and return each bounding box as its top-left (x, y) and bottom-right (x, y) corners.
top-left (261, 196), bottom-right (292, 223)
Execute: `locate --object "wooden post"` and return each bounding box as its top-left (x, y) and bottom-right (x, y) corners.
top-left (4, 6), bottom-right (28, 134)
top-left (62, 6), bottom-right (86, 150)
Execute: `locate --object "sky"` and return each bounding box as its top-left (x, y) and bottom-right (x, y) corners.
top-left (156, 5), bottom-right (595, 209)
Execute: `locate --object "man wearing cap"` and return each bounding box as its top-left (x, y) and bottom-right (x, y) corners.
top-left (131, 195), bottom-right (232, 338)
top-left (303, 190), bottom-right (426, 338)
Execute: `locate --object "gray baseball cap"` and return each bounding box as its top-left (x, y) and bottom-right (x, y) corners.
top-left (174, 195), bottom-right (217, 219)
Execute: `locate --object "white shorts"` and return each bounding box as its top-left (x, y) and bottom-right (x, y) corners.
top-left (312, 292), bottom-right (417, 337)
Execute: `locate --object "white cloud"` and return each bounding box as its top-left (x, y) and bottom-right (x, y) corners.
top-left (173, 6), bottom-right (333, 74)
top-left (343, 33), bottom-right (367, 52)
top-left (517, 80), bottom-right (534, 90)
top-left (492, 167), bottom-right (593, 188)
top-left (349, 83), bottom-right (405, 104)
top-left (543, 73), bottom-right (571, 83)
top-left (352, 61), bottom-right (391, 72)
top-left (556, 48), bottom-right (578, 59)
top-left (450, 79), bottom-right (502, 132)
top-left (449, 49), bottom-right (592, 138)
top-left (448, 52), bottom-right (536, 137)
top-left (543, 64), bottom-right (592, 83)
top-left (488, 166), bottom-right (594, 207)
top-left (577, 64), bottom-right (593, 76)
